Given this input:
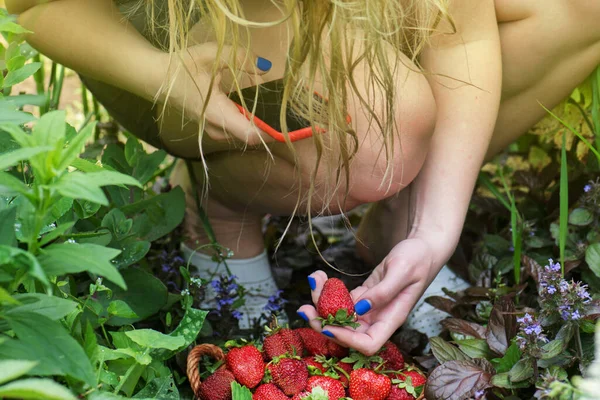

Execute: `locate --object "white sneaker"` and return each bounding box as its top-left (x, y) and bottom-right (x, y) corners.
top-left (404, 265), bottom-right (470, 337)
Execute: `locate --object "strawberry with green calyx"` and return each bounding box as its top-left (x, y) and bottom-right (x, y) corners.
top-left (377, 341), bottom-right (404, 371)
top-left (341, 349), bottom-right (385, 371)
top-left (267, 355), bottom-right (309, 396)
top-left (305, 356), bottom-right (327, 375)
top-left (316, 278), bottom-right (360, 329)
top-left (389, 370), bottom-right (426, 399)
top-left (263, 323), bottom-right (304, 360)
top-left (197, 369), bottom-right (236, 400)
top-left (348, 368), bottom-right (391, 400)
top-left (252, 383), bottom-right (289, 400)
top-left (296, 327), bottom-right (349, 358)
top-left (224, 340), bottom-right (265, 389)
top-left (292, 387), bottom-right (337, 400)
top-left (305, 375), bottom-right (346, 399)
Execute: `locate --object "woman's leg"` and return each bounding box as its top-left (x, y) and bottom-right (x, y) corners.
top-left (357, 0), bottom-right (600, 265)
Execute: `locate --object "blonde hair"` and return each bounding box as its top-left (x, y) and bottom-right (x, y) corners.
top-left (136, 0), bottom-right (448, 247)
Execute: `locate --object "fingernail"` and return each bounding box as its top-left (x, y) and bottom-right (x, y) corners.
top-left (297, 311), bottom-right (309, 322)
top-left (256, 57), bottom-right (272, 72)
top-left (355, 299), bottom-right (371, 316)
top-left (322, 330), bottom-right (335, 338)
top-left (308, 276), bottom-right (316, 291)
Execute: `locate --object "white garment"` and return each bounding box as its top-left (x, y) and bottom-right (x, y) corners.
top-left (404, 265), bottom-right (470, 337)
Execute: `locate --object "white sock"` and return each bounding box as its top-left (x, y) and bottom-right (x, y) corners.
top-left (404, 265), bottom-right (470, 338)
top-left (181, 243), bottom-right (286, 329)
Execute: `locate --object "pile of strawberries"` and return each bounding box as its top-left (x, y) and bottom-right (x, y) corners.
top-left (194, 278), bottom-right (427, 400)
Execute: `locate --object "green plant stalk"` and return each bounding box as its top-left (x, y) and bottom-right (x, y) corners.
top-left (497, 165), bottom-right (522, 284)
top-left (32, 54), bottom-right (47, 114)
top-left (559, 133), bottom-right (568, 276)
top-left (113, 356), bottom-right (143, 394)
top-left (50, 64), bottom-right (65, 110)
top-left (81, 84), bottom-right (90, 116)
top-left (478, 172), bottom-right (512, 212)
top-left (592, 66), bottom-right (600, 151)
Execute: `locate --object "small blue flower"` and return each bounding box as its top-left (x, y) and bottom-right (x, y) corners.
top-left (546, 285), bottom-right (557, 295)
top-left (572, 310), bottom-right (581, 320)
top-left (231, 310), bottom-right (243, 320)
top-left (211, 280), bottom-right (221, 290)
top-left (584, 184), bottom-right (592, 193)
top-left (559, 280), bottom-right (570, 293)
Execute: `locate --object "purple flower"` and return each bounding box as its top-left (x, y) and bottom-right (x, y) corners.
top-left (231, 310), bottom-right (243, 320)
top-left (584, 184), bottom-right (592, 193)
top-left (546, 285), bottom-right (557, 295)
top-left (571, 310), bottom-right (581, 320)
top-left (545, 259), bottom-right (561, 272)
top-left (211, 280), bottom-right (221, 290)
top-left (559, 280), bottom-right (570, 293)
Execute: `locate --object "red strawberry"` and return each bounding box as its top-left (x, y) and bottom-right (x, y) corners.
top-left (269, 357), bottom-right (309, 396)
top-left (297, 327), bottom-right (329, 356)
top-left (264, 327), bottom-right (304, 360)
top-left (292, 391), bottom-right (311, 400)
top-left (253, 383), bottom-right (289, 400)
top-left (304, 356), bottom-right (327, 374)
top-left (379, 341), bottom-right (404, 371)
top-left (397, 370), bottom-right (426, 388)
top-left (327, 341), bottom-right (349, 358)
top-left (306, 376), bottom-right (346, 399)
top-left (349, 368), bottom-right (391, 400)
top-left (197, 369), bottom-right (235, 400)
top-left (386, 385), bottom-right (413, 400)
top-left (225, 344), bottom-right (264, 388)
top-left (317, 278), bottom-right (359, 328)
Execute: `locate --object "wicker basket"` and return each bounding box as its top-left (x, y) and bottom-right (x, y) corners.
top-left (186, 343), bottom-right (427, 400)
top-left (186, 344), bottom-right (226, 398)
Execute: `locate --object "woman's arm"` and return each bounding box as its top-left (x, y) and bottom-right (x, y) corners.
top-left (297, 0), bottom-right (502, 355)
top-left (7, 0), bottom-right (165, 102)
top-left (408, 0), bottom-right (502, 261)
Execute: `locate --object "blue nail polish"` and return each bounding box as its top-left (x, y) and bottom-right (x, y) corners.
top-left (322, 330), bottom-right (335, 338)
top-left (297, 311), bottom-right (309, 322)
top-left (308, 276), bottom-right (316, 291)
top-left (256, 57), bottom-right (272, 72)
top-left (355, 299), bottom-right (371, 316)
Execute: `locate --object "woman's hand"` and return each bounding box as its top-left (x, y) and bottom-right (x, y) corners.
top-left (298, 236), bottom-right (451, 355)
top-left (158, 44), bottom-right (274, 146)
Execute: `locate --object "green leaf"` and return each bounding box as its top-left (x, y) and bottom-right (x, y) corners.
top-left (125, 329), bottom-right (185, 350)
top-left (559, 132), bottom-right (568, 271)
top-left (133, 376), bottom-right (179, 399)
top-left (38, 243), bottom-right (125, 289)
top-left (120, 187), bottom-right (186, 242)
top-left (0, 206), bottom-right (17, 246)
top-left (0, 171), bottom-right (30, 197)
top-left (32, 110), bottom-right (65, 148)
top-left (0, 245), bottom-right (49, 288)
top-left (0, 146), bottom-right (53, 170)
top-left (491, 372), bottom-right (531, 389)
top-left (0, 106), bottom-right (35, 125)
top-left (507, 358), bottom-right (533, 383)
top-left (0, 20), bottom-right (32, 35)
top-left (70, 157), bottom-right (105, 173)
top-left (0, 312), bottom-right (95, 386)
top-left (85, 170), bottom-right (142, 189)
top-left (151, 306), bottom-right (208, 361)
top-left (38, 221), bottom-right (76, 247)
top-left (231, 381), bottom-right (253, 400)
top-left (429, 337), bottom-right (470, 364)
top-left (586, 243), bottom-right (600, 279)
top-left (53, 172), bottom-right (108, 205)
top-left (112, 241), bottom-right (150, 268)
top-left (57, 122), bottom-right (96, 171)
top-left (0, 360), bottom-right (38, 384)
top-left (7, 293), bottom-right (78, 321)
top-left (0, 286), bottom-right (19, 305)
top-left (490, 343), bottom-right (521, 373)
top-left (455, 339), bottom-right (494, 359)
top-left (0, 378), bottom-right (77, 400)
top-left (107, 300), bottom-right (139, 319)
top-left (569, 208), bottom-right (594, 226)
top-left (102, 268), bottom-right (168, 326)
top-left (4, 63), bottom-right (42, 87)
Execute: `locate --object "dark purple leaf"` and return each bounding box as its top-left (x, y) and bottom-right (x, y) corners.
top-left (425, 359), bottom-right (494, 400)
top-left (425, 296), bottom-right (458, 317)
top-left (564, 260), bottom-right (582, 274)
top-left (442, 318), bottom-right (486, 339)
top-left (485, 297), bottom-right (516, 356)
top-left (584, 300), bottom-right (600, 319)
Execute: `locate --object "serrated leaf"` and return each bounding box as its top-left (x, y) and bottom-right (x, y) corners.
top-left (425, 359), bottom-right (494, 400)
top-left (430, 337), bottom-right (470, 364)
